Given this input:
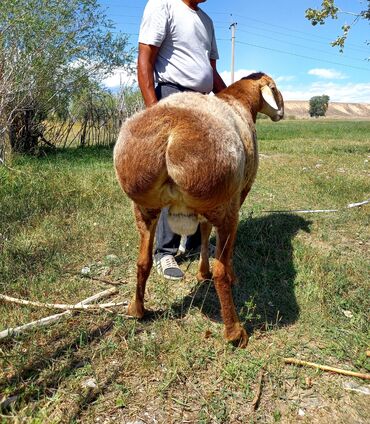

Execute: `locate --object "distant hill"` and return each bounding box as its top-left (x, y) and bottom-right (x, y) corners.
top-left (284, 101), bottom-right (370, 120)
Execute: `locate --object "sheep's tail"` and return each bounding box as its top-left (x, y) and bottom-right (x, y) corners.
top-left (167, 205), bottom-right (199, 236)
top-left (160, 180), bottom-right (199, 236)
top-left (165, 134), bottom-right (201, 236)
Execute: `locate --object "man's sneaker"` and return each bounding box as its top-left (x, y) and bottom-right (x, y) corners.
top-left (155, 254), bottom-right (184, 280)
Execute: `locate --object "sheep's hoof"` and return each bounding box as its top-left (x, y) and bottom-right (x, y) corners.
top-left (196, 271), bottom-right (213, 282)
top-left (225, 323), bottom-right (249, 348)
top-left (127, 301), bottom-right (145, 319)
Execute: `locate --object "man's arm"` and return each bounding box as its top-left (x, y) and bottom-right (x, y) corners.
top-left (138, 43), bottom-right (160, 107)
top-left (210, 59), bottom-right (227, 94)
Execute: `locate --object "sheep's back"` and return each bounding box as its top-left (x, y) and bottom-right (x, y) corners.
top-left (114, 93), bottom-right (256, 210)
top-left (163, 97), bottom-right (247, 208)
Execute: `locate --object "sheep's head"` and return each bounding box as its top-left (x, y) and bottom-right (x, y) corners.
top-left (242, 73), bottom-right (284, 122)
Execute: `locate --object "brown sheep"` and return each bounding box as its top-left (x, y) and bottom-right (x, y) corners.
top-left (114, 72), bottom-right (284, 347)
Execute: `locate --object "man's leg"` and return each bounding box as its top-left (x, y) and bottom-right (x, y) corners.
top-left (185, 226), bottom-right (202, 251)
top-left (154, 208), bottom-right (184, 280)
top-left (154, 84), bottom-right (185, 279)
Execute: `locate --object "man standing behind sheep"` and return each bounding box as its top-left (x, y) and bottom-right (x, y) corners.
top-left (138, 0), bottom-right (226, 280)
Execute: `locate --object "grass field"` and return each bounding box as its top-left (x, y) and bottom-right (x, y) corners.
top-left (0, 120), bottom-right (369, 423)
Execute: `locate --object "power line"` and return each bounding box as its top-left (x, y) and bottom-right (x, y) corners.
top-left (101, 2), bottom-right (369, 52)
top-left (235, 40), bottom-right (370, 72)
top-left (209, 11), bottom-right (369, 52)
top-left (234, 28), bottom-right (367, 63)
top-left (234, 14), bottom-right (369, 53)
top-left (110, 17), bottom-right (368, 59)
top-left (214, 21), bottom-right (369, 54)
top-left (106, 13), bottom-right (369, 71)
top-left (106, 30), bottom-right (369, 72)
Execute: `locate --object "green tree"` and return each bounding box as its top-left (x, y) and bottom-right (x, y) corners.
top-left (117, 86), bottom-right (145, 125)
top-left (306, 0), bottom-right (370, 52)
top-left (309, 95), bottom-right (330, 118)
top-left (0, 0), bottom-right (133, 156)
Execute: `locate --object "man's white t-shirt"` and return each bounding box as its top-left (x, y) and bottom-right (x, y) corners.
top-left (139, 0), bottom-right (219, 93)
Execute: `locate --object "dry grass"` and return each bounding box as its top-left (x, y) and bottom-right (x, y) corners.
top-left (0, 120), bottom-right (369, 423)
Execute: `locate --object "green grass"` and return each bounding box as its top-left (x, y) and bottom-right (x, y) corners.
top-left (0, 121), bottom-right (369, 423)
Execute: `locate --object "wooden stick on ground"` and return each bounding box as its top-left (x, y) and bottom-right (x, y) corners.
top-left (0, 288), bottom-right (120, 340)
top-left (0, 293), bottom-right (127, 311)
top-left (251, 368), bottom-right (264, 411)
top-left (284, 357), bottom-right (370, 380)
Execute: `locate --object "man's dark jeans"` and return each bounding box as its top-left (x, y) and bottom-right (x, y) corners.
top-left (154, 83), bottom-right (201, 261)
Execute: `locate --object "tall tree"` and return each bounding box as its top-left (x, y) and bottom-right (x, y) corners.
top-left (306, 0), bottom-right (370, 52)
top-left (0, 0), bottom-right (133, 156)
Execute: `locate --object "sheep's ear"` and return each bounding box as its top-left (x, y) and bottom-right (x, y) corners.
top-left (261, 85), bottom-right (278, 111)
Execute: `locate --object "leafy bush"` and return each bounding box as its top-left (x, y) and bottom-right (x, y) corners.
top-left (309, 95), bottom-right (330, 117)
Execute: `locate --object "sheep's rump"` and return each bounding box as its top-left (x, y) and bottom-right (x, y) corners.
top-left (114, 93), bottom-right (252, 227)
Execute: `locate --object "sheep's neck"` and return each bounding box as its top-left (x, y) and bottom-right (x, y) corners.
top-left (217, 82), bottom-right (260, 123)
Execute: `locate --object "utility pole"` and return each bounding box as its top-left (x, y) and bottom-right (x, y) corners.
top-left (229, 21), bottom-right (237, 84)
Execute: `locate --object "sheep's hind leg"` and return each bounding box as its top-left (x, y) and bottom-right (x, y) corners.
top-left (213, 209), bottom-right (248, 348)
top-left (196, 221), bottom-right (213, 282)
top-left (127, 204), bottom-right (159, 319)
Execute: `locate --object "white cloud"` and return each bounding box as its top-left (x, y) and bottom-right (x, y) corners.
top-left (308, 68), bottom-right (347, 80)
top-left (103, 68), bottom-right (257, 90)
top-left (281, 81), bottom-right (370, 103)
top-left (102, 68), bottom-right (294, 91)
top-left (102, 67), bottom-right (137, 88)
top-left (275, 75), bottom-right (295, 83)
top-left (220, 69), bottom-right (256, 86)
top-left (220, 70), bottom-right (296, 86)
top-left (105, 68), bottom-right (256, 89)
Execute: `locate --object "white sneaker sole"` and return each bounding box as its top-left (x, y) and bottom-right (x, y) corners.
top-left (155, 262), bottom-right (184, 281)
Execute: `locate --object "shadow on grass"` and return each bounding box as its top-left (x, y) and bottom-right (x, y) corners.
top-left (0, 320), bottom-right (114, 412)
top-left (168, 213), bottom-right (311, 334)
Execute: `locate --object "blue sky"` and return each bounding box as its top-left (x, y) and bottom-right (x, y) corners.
top-left (100, 0), bottom-right (370, 103)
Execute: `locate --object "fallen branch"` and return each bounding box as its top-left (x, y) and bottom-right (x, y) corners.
top-left (0, 288), bottom-right (120, 340)
top-left (284, 357), bottom-right (370, 380)
top-left (251, 368), bottom-right (264, 411)
top-left (0, 292), bottom-right (127, 312)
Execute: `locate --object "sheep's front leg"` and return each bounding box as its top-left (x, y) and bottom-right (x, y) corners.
top-left (196, 221), bottom-right (213, 281)
top-left (213, 214), bottom-right (248, 348)
top-left (127, 204), bottom-right (159, 319)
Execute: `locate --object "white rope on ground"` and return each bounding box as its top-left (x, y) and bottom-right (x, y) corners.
top-left (0, 292), bottom-right (128, 313)
top-left (262, 199), bottom-right (369, 214)
top-left (0, 288), bottom-right (122, 340)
